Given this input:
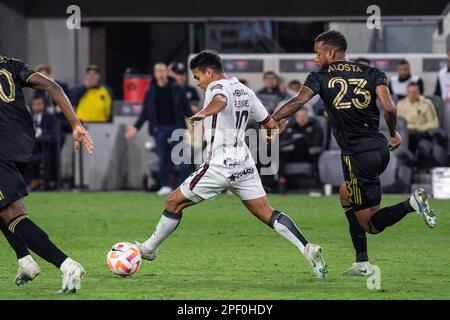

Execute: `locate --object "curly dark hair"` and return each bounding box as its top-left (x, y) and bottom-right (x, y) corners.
top-left (315, 30), bottom-right (348, 52)
top-left (189, 50), bottom-right (224, 73)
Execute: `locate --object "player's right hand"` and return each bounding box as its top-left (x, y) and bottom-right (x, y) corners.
top-left (124, 126), bottom-right (138, 140)
top-left (389, 131), bottom-right (402, 151)
top-left (73, 124), bottom-right (94, 154)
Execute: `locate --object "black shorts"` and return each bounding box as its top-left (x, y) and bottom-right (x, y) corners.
top-left (0, 159), bottom-right (28, 210)
top-left (341, 145), bottom-right (390, 211)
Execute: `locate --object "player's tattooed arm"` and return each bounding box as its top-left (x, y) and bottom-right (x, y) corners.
top-left (189, 94), bottom-right (227, 122)
top-left (28, 73), bottom-right (94, 154)
top-left (376, 85), bottom-right (402, 150)
top-left (271, 86), bottom-right (314, 122)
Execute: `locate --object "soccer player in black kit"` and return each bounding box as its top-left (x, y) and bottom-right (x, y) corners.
top-left (271, 30), bottom-right (436, 276)
top-left (0, 55), bottom-right (93, 293)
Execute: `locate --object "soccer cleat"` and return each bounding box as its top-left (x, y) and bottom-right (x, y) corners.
top-left (304, 243), bottom-right (327, 278)
top-left (134, 242), bottom-right (157, 261)
top-left (410, 188), bottom-right (436, 228)
top-left (342, 262), bottom-right (375, 277)
top-left (15, 256), bottom-right (41, 286)
top-left (59, 258), bottom-right (86, 294)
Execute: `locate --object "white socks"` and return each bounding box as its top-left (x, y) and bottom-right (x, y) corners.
top-left (144, 211), bottom-right (182, 251)
top-left (273, 220), bottom-right (306, 255)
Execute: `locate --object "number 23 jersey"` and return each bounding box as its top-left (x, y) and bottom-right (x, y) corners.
top-left (303, 61), bottom-right (389, 155)
top-left (202, 77), bottom-right (270, 169)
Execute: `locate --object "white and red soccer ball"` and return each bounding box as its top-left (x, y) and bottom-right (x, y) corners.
top-left (107, 242), bottom-right (141, 276)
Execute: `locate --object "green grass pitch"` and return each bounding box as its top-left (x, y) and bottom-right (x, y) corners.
top-left (0, 192), bottom-right (449, 300)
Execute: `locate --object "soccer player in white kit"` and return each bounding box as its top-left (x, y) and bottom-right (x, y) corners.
top-left (136, 50), bottom-right (327, 278)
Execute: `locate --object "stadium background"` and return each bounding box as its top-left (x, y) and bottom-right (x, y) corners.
top-left (0, 0), bottom-right (449, 300)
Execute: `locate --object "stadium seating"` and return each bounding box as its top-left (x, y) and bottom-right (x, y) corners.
top-left (284, 116), bottom-right (329, 176)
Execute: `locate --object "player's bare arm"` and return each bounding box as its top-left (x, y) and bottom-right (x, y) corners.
top-left (376, 85), bottom-right (402, 150)
top-left (189, 94), bottom-right (227, 122)
top-left (271, 86), bottom-right (314, 122)
top-left (28, 73), bottom-right (94, 154)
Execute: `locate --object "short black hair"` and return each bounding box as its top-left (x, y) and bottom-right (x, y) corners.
top-left (315, 30), bottom-right (347, 52)
top-left (86, 64), bottom-right (100, 73)
top-left (407, 81), bottom-right (419, 88)
top-left (31, 96), bottom-right (45, 103)
top-left (263, 70), bottom-right (278, 79)
top-left (289, 79), bottom-right (301, 86)
top-left (397, 59), bottom-right (410, 66)
top-left (189, 50), bottom-right (224, 73)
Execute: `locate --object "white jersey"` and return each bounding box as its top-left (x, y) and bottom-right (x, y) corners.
top-left (202, 77), bottom-right (270, 169)
top-left (180, 77), bottom-right (269, 202)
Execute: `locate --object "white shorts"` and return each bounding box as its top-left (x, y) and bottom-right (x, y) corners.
top-left (180, 163), bottom-right (266, 203)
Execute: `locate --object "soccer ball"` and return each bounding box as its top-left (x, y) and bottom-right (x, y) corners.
top-left (107, 242), bottom-right (141, 276)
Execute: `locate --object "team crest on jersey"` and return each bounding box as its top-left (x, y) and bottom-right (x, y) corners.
top-left (210, 83), bottom-right (223, 92)
top-left (233, 89), bottom-right (248, 97)
top-left (228, 167), bottom-right (254, 182)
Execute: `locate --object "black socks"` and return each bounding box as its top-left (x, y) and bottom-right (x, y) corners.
top-left (368, 199), bottom-right (414, 234)
top-left (343, 206), bottom-right (368, 262)
top-left (8, 215), bottom-right (68, 268)
top-left (0, 218), bottom-right (29, 259)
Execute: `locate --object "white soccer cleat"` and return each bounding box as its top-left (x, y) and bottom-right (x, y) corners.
top-left (59, 258), bottom-right (86, 294)
top-left (157, 187), bottom-right (173, 196)
top-left (342, 262), bottom-right (375, 277)
top-left (134, 242), bottom-right (157, 261)
top-left (410, 188), bottom-right (436, 228)
top-left (304, 243), bottom-right (327, 278)
top-left (15, 255), bottom-right (41, 286)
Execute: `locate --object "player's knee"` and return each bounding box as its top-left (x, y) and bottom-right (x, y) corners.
top-left (339, 184), bottom-right (351, 207)
top-left (0, 202), bottom-right (27, 225)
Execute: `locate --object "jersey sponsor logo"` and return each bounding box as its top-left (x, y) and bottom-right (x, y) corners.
top-left (228, 166), bottom-right (254, 182)
top-left (233, 89), bottom-right (248, 97)
top-left (328, 63), bottom-right (362, 73)
top-left (224, 154), bottom-right (250, 168)
top-left (210, 83), bottom-right (223, 92)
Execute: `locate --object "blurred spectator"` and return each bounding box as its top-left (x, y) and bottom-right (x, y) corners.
top-left (389, 59), bottom-right (424, 99)
top-left (26, 96), bottom-right (58, 190)
top-left (354, 57), bottom-right (371, 66)
top-left (124, 63), bottom-right (193, 195)
top-left (278, 109), bottom-right (323, 193)
top-left (257, 71), bottom-right (283, 112)
top-left (33, 64), bottom-right (72, 148)
top-left (288, 79), bottom-right (302, 93)
top-left (169, 62), bottom-right (201, 114)
top-left (434, 49), bottom-right (450, 100)
top-left (33, 64), bottom-right (71, 111)
top-left (397, 83), bottom-right (447, 167)
top-left (72, 65), bottom-right (113, 123)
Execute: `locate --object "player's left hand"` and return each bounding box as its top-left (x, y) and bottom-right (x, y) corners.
top-left (72, 124), bottom-right (94, 154)
top-left (389, 131), bottom-right (402, 151)
top-left (189, 111), bottom-right (206, 123)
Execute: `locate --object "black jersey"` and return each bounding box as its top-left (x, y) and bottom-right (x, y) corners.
top-left (303, 60), bottom-right (389, 155)
top-left (0, 56), bottom-right (37, 162)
